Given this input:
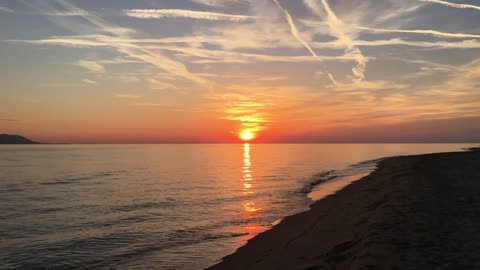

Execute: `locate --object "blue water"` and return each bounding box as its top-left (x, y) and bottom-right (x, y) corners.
top-left (0, 144), bottom-right (476, 269)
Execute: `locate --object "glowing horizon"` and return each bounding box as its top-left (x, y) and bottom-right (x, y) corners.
top-left (1, 0), bottom-right (480, 143)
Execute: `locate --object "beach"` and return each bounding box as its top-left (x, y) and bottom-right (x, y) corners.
top-left (207, 149), bottom-right (480, 269)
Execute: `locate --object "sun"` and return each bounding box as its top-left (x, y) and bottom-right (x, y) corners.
top-left (240, 130), bottom-right (255, 141)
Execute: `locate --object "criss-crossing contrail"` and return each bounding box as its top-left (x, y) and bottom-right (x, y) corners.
top-left (273, 0), bottom-right (323, 62)
top-left (304, 0), bottom-right (367, 82)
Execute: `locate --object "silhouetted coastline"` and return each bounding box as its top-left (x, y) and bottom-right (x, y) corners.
top-left (0, 134), bottom-right (40, 144)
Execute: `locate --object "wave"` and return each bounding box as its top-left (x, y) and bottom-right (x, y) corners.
top-left (40, 170), bottom-right (127, 186)
top-left (110, 199), bottom-right (179, 213)
top-left (300, 170), bottom-right (336, 194)
top-left (300, 158), bottom-right (382, 195)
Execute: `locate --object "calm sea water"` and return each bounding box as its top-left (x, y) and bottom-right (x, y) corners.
top-left (0, 144), bottom-right (477, 270)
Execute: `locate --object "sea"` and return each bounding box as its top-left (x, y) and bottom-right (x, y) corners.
top-left (0, 143), bottom-right (477, 270)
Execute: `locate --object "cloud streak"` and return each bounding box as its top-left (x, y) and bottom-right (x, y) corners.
top-left (77, 60), bottom-right (105, 73)
top-left (27, 0), bottom-right (207, 85)
top-left (124, 9), bottom-right (254, 21)
top-left (191, 0), bottom-right (239, 7)
top-left (134, 103), bottom-right (174, 107)
top-left (82, 79), bottom-right (97, 85)
top-left (421, 0), bottom-right (480, 11)
top-left (273, 0), bottom-right (323, 63)
top-left (304, 0), bottom-right (367, 81)
top-left (0, 5), bottom-right (13, 13)
top-left (359, 26), bottom-right (480, 39)
top-left (115, 94), bottom-right (142, 99)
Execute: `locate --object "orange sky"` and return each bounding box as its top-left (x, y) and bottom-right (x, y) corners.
top-left (1, 0), bottom-right (480, 143)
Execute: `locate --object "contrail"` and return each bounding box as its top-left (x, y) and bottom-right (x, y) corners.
top-left (48, 0), bottom-right (208, 85)
top-left (421, 0), bottom-right (480, 11)
top-left (124, 9), bottom-right (255, 21)
top-left (273, 0), bottom-right (323, 62)
top-left (358, 26), bottom-right (480, 39)
top-left (304, 0), bottom-right (367, 81)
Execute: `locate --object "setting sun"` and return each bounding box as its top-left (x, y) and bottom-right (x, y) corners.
top-left (240, 130), bottom-right (255, 141)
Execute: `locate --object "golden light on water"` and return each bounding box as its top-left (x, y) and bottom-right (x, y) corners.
top-left (242, 143), bottom-right (253, 193)
top-left (242, 143), bottom-right (260, 213)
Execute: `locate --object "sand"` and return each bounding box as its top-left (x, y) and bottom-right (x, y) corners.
top-left (206, 149), bottom-right (480, 270)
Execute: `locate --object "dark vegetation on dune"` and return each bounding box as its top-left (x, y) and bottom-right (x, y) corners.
top-left (0, 134), bottom-right (40, 144)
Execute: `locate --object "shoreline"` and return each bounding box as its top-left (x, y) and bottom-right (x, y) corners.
top-left (206, 149), bottom-right (480, 269)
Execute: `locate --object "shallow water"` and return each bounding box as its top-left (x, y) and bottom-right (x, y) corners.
top-left (0, 144), bottom-right (476, 269)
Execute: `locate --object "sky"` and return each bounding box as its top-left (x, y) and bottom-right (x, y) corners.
top-left (1, 0), bottom-right (480, 143)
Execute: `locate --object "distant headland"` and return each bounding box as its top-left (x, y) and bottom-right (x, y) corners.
top-left (0, 134), bottom-right (40, 144)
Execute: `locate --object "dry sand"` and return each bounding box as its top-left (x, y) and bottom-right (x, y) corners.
top-left (206, 149), bottom-right (480, 270)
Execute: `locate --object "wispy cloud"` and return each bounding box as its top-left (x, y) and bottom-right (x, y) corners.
top-left (309, 38), bottom-right (480, 50)
top-left (3, 0), bottom-right (480, 138)
top-left (0, 118), bottom-right (17, 121)
top-left (134, 103), bottom-right (173, 107)
top-left (22, 0), bottom-right (207, 85)
top-left (147, 78), bottom-right (178, 90)
top-left (191, 0), bottom-right (239, 7)
top-left (124, 9), bottom-right (254, 21)
top-left (82, 79), bottom-right (97, 85)
top-left (258, 76), bottom-right (289, 81)
top-left (0, 5), bottom-right (13, 13)
top-left (273, 0), bottom-right (323, 63)
top-left (373, 4), bottom-right (425, 25)
top-left (7, 38), bottom-right (107, 47)
top-left (77, 60), bottom-right (105, 73)
top-left (421, 0), bottom-right (480, 11)
top-left (358, 26), bottom-right (480, 39)
top-left (115, 93), bottom-right (142, 99)
top-left (304, 0), bottom-right (367, 81)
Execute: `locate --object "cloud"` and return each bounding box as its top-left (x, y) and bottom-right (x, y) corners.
top-left (119, 75), bottom-right (141, 83)
top-left (123, 9), bottom-right (254, 21)
top-left (115, 93), bottom-right (142, 99)
top-left (221, 96), bottom-right (274, 133)
top-left (22, 0), bottom-right (207, 85)
top-left (273, 0), bottom-right (323, 63)
top-left (372, 4), bottom-right (425, 25)
top-left (421, 0), bottom-right (480, 11)
top-left (158, 44), bottom-right (358, 63)
top-left (82, 78), bottom-right (97, 85)
top-left (308, 38), bottom-right (480, 50)
top-left (0, 118), bottom-right (17, 121)
top-left (7, 38), bottom-right (108, 47)
top-left (147, 78), bottom-right (178, 90)
top-left (77, 60), bottom-right (105, 73)
top-left (0, 5), bottom-right (13, 13)
top-left (134, 103), bottom-right (173, 107)
top-left (258, 76), bottom-right (289, 81)
top-left (304, 0), bottom-right (367, 82)
top-left (358, 26), bottom-right (480, 39)
top-left (191, 0), bottom-right (239, 7)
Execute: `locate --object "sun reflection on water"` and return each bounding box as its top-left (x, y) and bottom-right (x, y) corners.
top-left (240, 143), bottom-right (264, 238)
top-left (242, 143), bottom-right (260, 213)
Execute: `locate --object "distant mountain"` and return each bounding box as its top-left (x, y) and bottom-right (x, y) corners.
top-left (0, 134), bottom-right (40, 144)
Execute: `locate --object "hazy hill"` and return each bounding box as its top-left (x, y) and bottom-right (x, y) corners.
top-left (0, 134), bottom-right (40, 144)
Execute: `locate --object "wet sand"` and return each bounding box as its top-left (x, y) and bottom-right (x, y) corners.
top-left (206, 149), bottom-right (480, 269)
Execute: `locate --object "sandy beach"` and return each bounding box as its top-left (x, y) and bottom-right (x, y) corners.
top-left (207, 149), bottom-right (480, 270)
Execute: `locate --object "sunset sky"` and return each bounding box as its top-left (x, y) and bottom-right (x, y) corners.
top-left (1, 0), bottom-right (480, 143)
